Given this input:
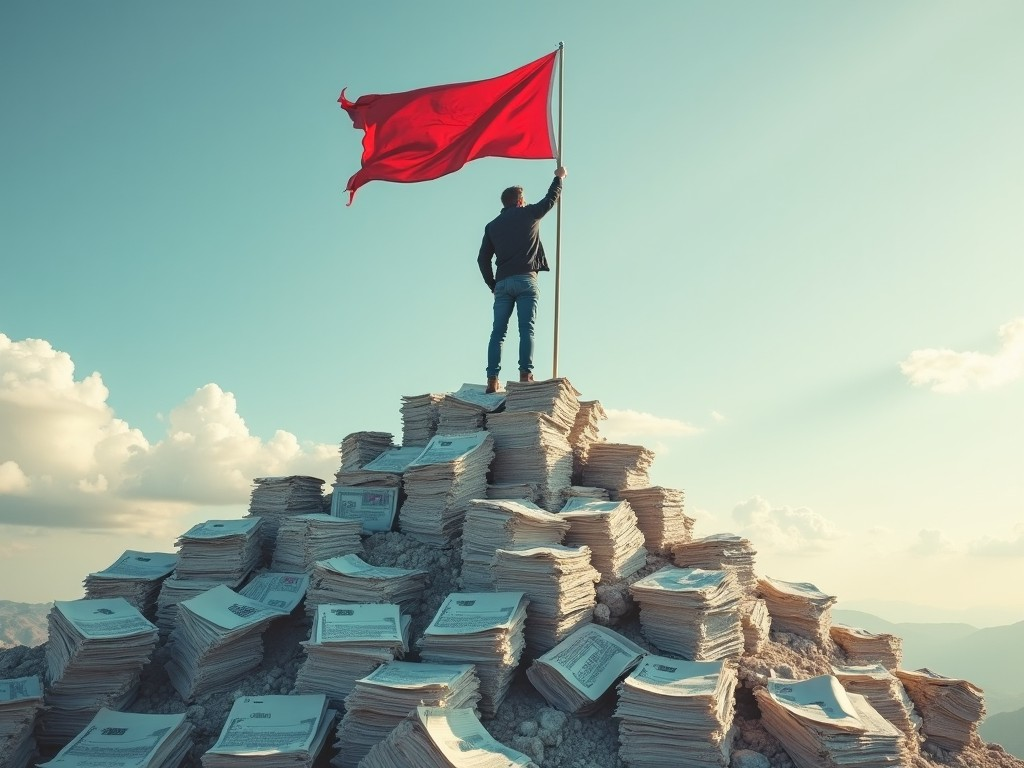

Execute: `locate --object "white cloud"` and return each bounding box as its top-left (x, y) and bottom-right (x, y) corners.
top-left (0, 334), bottom-right (338, 535)
top-left (907, 528), bottom-right (956, 556)
top-left (730, 495), bottom-right (843, 553)
top-left (967, 524), bottom-right (1024, 558)
top-left (899, 317), bottom-right (1024, 393)
top-left (602, 408), bottom-right (702, 443)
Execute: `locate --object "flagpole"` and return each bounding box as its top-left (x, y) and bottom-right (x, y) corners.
top-left (552, 41), bottom-right (564, 379)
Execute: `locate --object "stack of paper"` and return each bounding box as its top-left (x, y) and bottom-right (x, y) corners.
top-left (333, 661), bottom-right (481, 767)
top-left (245, 476), bottom-right (326, 558)
top-left (741, 598), bottom-right (772, 654)
top-left (173, 518), bottom-right (264, 586)
top-left (83, 549), bottom-right (177, 617)
top-left (672, 533), bottom-right (757, 594)
top-left (757, 576), bottom-right (836, 644)
top-left (334, 444), bottom-right (420, 489)
top-left (401, 393), bottom-right (445, 446)
top-left (399, 432), bottom-right (495, 545)
top-left (164, 585), bottom-right (292, 701)
top-left (567, 485), bottom-right (610, 500)
top-left (340, 432), bottom-right (395, 472)
top-left (38, 709), bottom-right (192, 768)
top-left (437, 383), bottom-right (505, 434)
top-left (894, 668), bottom-right (985, 751)
top-left (568, 400), bottom-right (606, 482)
top-left (293, 603), bottom-right (410, 707)
top-left (306, 554), bottom-right (428, 617)
top-left (358, 707), bottom-right (536, 768)
top-left (486, 411), bottom-right (574, 511)
top-left (39, 598), bottom-right (159, 747)
top-left (492, 545), bottom-right (599, 655)
top-left (629, 567), bottom-right (744, 661)
top-left (460, 498), bottom-right (570, 591)
top-left (329, 484), bottom-right (401, 534)
top-left (832, 664), bottom-right (922, 741)
top-left (502, 377), bottom-right (581, 433)
top-left (830, 624), bottom-right (903, 670)
top-left (202, 694), bottom-right (335, 768)
top-left (613, 487), bottom-right (694, 555)
top-left (0, 676), bottom-right (43, 768)
top-left (526, 624), bottom-right (644, 715)
top-left (418, 592), bottom-right (529, 718)
top-left (238, 571), bottom-right (311, 614)
top-left (270, 514), bottom-right (363, 572)
top-left (580, 442), bottom-right (655, 491)
top-left (754, 675), bottom-right (906, 768)
top-left (615, 656), bottom-right (738, 768)
top-left (558, 498), bottom-right (648, 582)
top-left (156, 578), bottom-right (230, 636)
top-left (486, 481), bottom-right (542, 504)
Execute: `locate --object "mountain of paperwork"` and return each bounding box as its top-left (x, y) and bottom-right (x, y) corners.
top-left (754, 675), bottom-right (906, 768)
top-left (305, 554), bottom-right (427, 616)
top-left (460, 498), bottom-right (570, 591)
top-left (558, 498), bottom-right (648, 582)
top-left (294, 602), bottom-right (411, 707)
top-left (332, 661), bottom-right (481, 767)
top-left (526, 623), bottom-right (644, 715)
top-left (629, 567), bottom-right (744, 661)
top-left (83, 549), bottom-right (177, 617)
top-left (492, 544), bottom-right (600, 655)
top-left (359, 706), bottom-right (538, 768)
top-left (756, 576), bottom-right (836, 644)
top-left (418, 592), bottom-right (529, 718)
top-left (40, 598), bottom-right (159, 746)
top-left (614, 656), bottom-right (738, 768)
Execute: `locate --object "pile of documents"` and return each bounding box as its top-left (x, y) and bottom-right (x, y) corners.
top-left (173, 518), bottom-right (264, 586)
top-left (757, 576), bottom-right (836, 643)
top-left (492, 544), bottom-right (600, 655)
top-left (202, 694), bottom-right (335, 768)
top-left (741, 598), bottom-right (772, 655)
top-left (334, 444), bottom-right (420, 489)
top-left (568, 400), bottom-right (606, 481)
top-left (894, 668), bottom-right (985, 751)
top-left (580, 442), bottom-right (655, 491)
top-left (418, 592), bottom-right (529, 718)
top-left (358, 706), bottom-right (536, 768)
top-left (614, 656), bottom-right (738, 768)
top-left (39, 598), bottom-right (159, 746)
top-left (0, 676), bottom-right (43, 768)
top-left (460, 498), bottom-right (570, 591)
top-left (401, 393), bottom-right (445, 446)
top-left (437, 383), bottom-right (506, 434)
top-left (333, 661), bottom-right (481, 767)
top-left (486, 411), bottom-right (575, 511)
top-left (83, 549), bottom-right (177, 617)
top-left (832, 664), bottom-right (921, 740)
top-left (558, 498), bottom-right (648, 582)
top-left (613, 487), bottom-right (694, 555)
top-left (502, 377), bottom-right (581, 433)
top-left (672, 533), bottom-right (758, 593)
top-left (270, 514), bottom-right (363, 572)
top-left (39, 708), bottom-right (192, 768)
top-left (629, 567), bottom-right (744, 661)
top-left (294, 603), bottom-right (410, 706)
top-left (164, 584), bottom-right (293, 701)
top-left (830, 624), bottom-right (903, 670)
top-left (399, 431), bottom-right (495, 545)
top-left (526, 624), bottom-right (645, 715)
top-left (237, 570), bottom-right (310, 614)
top-left (340, 432), bottom-right (395, 472)
top-left (487, 481), bottom-right (542, 504)
top-left (246, 476), bottom-right (326, 557)
top-left (754, 675), bottom-right (905, 768)
top-left (306, 554), bottom-right (427, 616)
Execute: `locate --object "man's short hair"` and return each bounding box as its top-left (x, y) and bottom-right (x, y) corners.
top-left (501, 186), bottom-right (523, 207)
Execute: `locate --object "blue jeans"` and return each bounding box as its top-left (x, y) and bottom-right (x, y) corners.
top-left (486, 274), bottom-right (538, 378)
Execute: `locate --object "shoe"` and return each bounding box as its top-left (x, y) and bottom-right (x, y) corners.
top-left (519, 371), bottom-right (534, 383)
top-left (485, 376), bottom-right (504, 394)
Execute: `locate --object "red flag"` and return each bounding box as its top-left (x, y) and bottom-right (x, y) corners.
top-left (339, 51), bottom-right (558, 203)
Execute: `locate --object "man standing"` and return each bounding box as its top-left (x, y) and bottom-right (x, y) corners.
top-left (477, 166), bottom-right (567, 394)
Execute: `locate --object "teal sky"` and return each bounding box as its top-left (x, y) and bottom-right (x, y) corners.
top-left (1, 2), bottom-right (1022, 624)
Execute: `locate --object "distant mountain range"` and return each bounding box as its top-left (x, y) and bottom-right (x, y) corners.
top-left (0, 600), bottom-right (51, 649)
top-left (833, 609), bottom-right (1024, 716)
top-left (978, 706), bottom-right (1024, 759)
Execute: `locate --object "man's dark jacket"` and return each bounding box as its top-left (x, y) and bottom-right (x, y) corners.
top-left (477, 176), bottom-right (562, 291)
